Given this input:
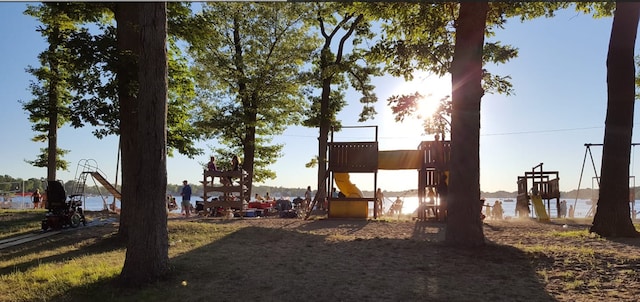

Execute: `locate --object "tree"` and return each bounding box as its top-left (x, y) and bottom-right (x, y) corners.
top-left (189, 3), bottom-right (318, 196)
top-left (367, 2), bottom-right (570, 246)
top-left (21, 3), bottom-right (102, 180)
top-left (303, 3), bottom-right (380, 202)
top-left (24, 2), bottom-right (201, 238)
top-left (119, 2), bottom-right (169, 284)
top-left (590, 2), bottom-right (640, 237)
top-left (113, 3), bottom-right (140, 240)
top-left (387, 94), bottom-right (452, 140)
top-left (444, 2), bottom-right (489, 247)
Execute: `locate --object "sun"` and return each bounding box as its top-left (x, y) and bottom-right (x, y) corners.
top-left (379, 72), bottom-right (452, 149)
top-left (399, 71), bottom-right (452, 119)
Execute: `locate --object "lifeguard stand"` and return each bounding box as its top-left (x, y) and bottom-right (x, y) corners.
top-left (326, 126), bottom-right (379, 219)
top-left (516, 163), bottom-right (560, 219)
top-left (201, 169), bottom-right (249, 216)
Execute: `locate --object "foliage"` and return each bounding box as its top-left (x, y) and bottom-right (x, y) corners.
top-left (22, 2), bottom-right (204, 163)
top-left (365, 2), bottom-right (571, 137)
top-left (19, 3), bottom-right (106, 172)
top-left (302, 3), bottom-right (381, 128)
top-left (188, 2), bottom-right (319, 184)
top-left (24, 148), bottom-right (70, 171)
top-left (300, 3), bottom-right (381, 187)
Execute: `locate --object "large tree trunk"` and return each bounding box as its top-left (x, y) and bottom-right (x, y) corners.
top-left (590, 2), bottom-right (640, 237)
top-left (231, 16), bottom-right (255, 200)
top-left (46, 27), bottom-right (60, 181)
top-left (444, 2), bottom-right (488, 247)
top-left (115, 4), bottom-right (141, 239)
top-left (120, 2), bottom-right (169, 285)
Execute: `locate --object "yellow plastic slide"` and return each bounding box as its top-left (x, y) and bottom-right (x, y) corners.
top-left (531, 195), bottom-right (550, 221)
top-left (333, 173), bottom-right (363, 198)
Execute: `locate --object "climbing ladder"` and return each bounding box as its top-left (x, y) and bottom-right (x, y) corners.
top-left (72, 159), bottom-right (121, 211)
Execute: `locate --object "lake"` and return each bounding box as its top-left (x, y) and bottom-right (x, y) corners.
top-left (5, 194), bottom-right (637, 220)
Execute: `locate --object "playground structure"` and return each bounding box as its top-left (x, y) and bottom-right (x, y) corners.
top-left (516, 163), bottom-right (560, 221)
top-left (311, 126), bottom-right (450, 220)
top-left (200, 169), bottom-right (249, 216)
top-left (40, 159), bottom-right (119, 229)
top-left (67, 159), bottom-right (121, 213)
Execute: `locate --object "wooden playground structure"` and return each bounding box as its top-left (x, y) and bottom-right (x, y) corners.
top-left (309, 126), bottom-right (450, 220)
top-left (200, 169), bottom-right (249, 216)
top-left (516, 163), bottom-right (560, 221)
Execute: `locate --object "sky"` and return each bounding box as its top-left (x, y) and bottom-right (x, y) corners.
top-left (1, 3), bottom-right (640, 195)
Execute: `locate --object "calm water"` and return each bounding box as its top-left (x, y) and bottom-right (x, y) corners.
top-left (380, 196), bottom-right (604, 219)
top-left (6, 195), bottom-right (637, 220)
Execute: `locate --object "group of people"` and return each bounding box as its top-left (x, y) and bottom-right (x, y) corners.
top-left (558, 200), bottom-right (575, 218)
top-left (177, 154), bottom-right (244, 218)
top-left (482, 199), bottom-right (504, 220)
top-left (207, 154), bottom-right (241, 186)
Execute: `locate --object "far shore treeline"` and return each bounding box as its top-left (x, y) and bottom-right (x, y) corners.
top-left (0, 174), bottom-right (620, 200)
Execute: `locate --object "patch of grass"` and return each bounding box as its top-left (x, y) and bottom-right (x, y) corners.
top-left (0, 209), bottom-right (45, 237)
top-left (1, 212), bottom-right (640, 302)
top-left (564, 279), bottom-right (584, 290)
top-left (549, 229), bottom-right (590, 238)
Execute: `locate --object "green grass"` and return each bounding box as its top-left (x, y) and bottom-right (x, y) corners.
top-left (0, 209), bottom-right (46, 237)
top-left (0, 212), bottom-right (243, 302)
top-left (1, 210), bottom-right (640, 302)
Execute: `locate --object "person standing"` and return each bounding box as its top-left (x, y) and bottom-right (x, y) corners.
top-left (493, 200), bottom-right (503, 220)
top-left (32, 189), bottom-right (41, 209)
top-left (568, 204), bottom-right (575, 218)
top-left (376, 188), bottom-right (384, 216)
top-left (436, 174), bottom-right (449, 221)
top-left (559, 200), bottom-right (567, 218)
top-left (181, 180), bottom-right (192, 218)
top-left (304, 186), bottom-right (312, 211)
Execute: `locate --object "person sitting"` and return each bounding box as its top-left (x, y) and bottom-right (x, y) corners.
top-left (223, 155), bottom-right (241, 186)
top-left (207, 156), bottom-right (218, 172)
top-left (167, 197), bottom-right (178, 211)
top-left (292, 196), bottom-right (303, 208)
top-left (389, 197), bottom-right (403, 215)
top-left (206, 155), bottom-right (226, 186)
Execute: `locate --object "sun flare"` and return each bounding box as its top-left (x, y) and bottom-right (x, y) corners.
top-left (395, 71), bottom-right (452, 119)
top-left (379, 72), bottom-right (453, 149)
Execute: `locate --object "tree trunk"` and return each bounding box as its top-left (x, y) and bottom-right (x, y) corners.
top-left (590, 2), bottom-right (640, 238)
top-left (120, 2), bottom-right (169, 285)
top-left (444, 2), bottom-right (488, 247)
top-left (317, 76), bottom-right (331, 204)
top-left (243, 118), bottom-right (257, 200)
top-left (46, 27), bottom-right (60, 181)
top-left (115, 4), bottom-right (141, 239)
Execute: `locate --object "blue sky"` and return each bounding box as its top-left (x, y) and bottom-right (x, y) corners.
top-left (1, 3), bottom-right (639, 194)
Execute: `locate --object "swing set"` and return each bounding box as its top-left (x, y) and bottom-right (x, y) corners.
top-left (575, 143), bottom-right (638, 218)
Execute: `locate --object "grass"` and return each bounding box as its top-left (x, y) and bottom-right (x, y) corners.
top-left (2, 211), bottom-right (640, 302)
